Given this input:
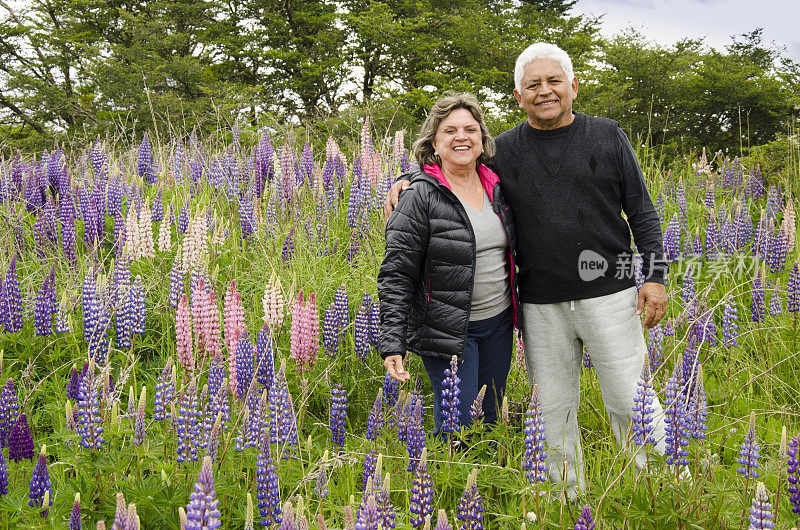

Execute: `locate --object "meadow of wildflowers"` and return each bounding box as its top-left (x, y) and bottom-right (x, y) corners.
top-left (0, 123), bottom-right (798, 529)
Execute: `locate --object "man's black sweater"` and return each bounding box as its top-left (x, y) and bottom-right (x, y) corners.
top-left (489, 112), bottom-right (666, 304)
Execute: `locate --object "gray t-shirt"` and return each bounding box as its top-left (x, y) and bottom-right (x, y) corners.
top-left (457, 190), bottom-right (512, 320)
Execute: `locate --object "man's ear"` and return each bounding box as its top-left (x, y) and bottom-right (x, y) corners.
top-left (513, 89), bottom-right (523, 107)
top-left (571, 77), bottom-right (579, 98)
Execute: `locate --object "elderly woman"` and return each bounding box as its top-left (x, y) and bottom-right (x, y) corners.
top-left (378, 93), bottom-right (517, 433)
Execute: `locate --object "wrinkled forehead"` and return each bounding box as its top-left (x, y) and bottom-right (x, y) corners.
top-left (521, 58), bottom-right (570, 81)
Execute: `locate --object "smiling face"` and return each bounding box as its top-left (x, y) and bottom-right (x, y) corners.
top-left (513, 58), bottom-right (579, 130)
top-left (431, 108), bottom-right (484, 171)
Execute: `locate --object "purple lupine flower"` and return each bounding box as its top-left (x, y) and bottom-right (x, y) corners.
top-left (131, 275), bottom-right (145, 335)
top-left (751, 270), bottom-right (766, 323)
top-left (441, 355), bottom-right (462, 435)
top-left (69, 492), bottom-right (81, 530)
top-left (177, 203), bottom-right (189, 234)
top-left (236, 334), bottom-right (255, 401)
top-left (281, 227), bottom-right (295, 262)
top-left (354, 304), bottom-right (370, 361)
top-left (60, 192), bottom-right (78, 268)
top-left (75, 364), bottom-right (104, 450)
top-left (469, 385), bottom-right (486, 424)
top-left (736, 203), bottom-right (753, 250)
top-left (323, 303), bottom-right (339, 357)
top-left (176, 379), bottom-right (201, 463)
top-left (154, 358), bottom-right (174, 421)
top-left (8, 412), bottom-right (34, 461)
top-left (664, 362), bottom-right (689, 466)
top-left (3, 255), bottom-right (23, 332)
top-left (29, 445), bottom-right (53, 512)
top-left (574, 504), bottom-right (595, 530)
top-left (686, 364), bottom-right (708, 440)
top-left (366, 388), bottom-right (384, 441)
top-left (408, 446), bottom-right (434, 527)
top-left (33, 268), bottom-right (55, 336)
top-left (681, 268), bottom-right (696, 319)
top-left (137, 133), bottom-right (157, 185)
top-left (737, 412), bottom-right (760, 479)
top-left (132, 387), bottom-right (146, 445)
top-left (355, 493), bottom-right (380, 530)
top-left (632, 362), bottom-right (656, 447)
top-left (205, 411), bottom-right (223, 461)
top-left (362, 450), bottom-right (377, 491)
top-left (207, 350), bottom-right (226, 405)
top-left (315, 460), bottom-right (329, 498)
top-left (723, 298), bottom-right (739, 347)
top-left (647, 324), bottom-right (664, 370)
top-left (748, 482), bottom-right (775, 529)
top-left (694, 309), bottom-right (717, 348)
top-left (663, 214), bottom-right (681, 261)
top-left (765, 185), bottom-right (783, 221)
top-left (433, 509), bottom-right (452, 530)
top-left (680, 336), bottom-right (699, 401)
top-left (255, 323), bottom-right (275, 390)
top-left (383, 372), bottom-right (399, 411)
top-left (768, 283), bottom-right (782, 317)
top-left (753, 212), bottom-right (768, 258)
top-left (152, 188), bottom-right (164, 223)
top-left (767, 228), bottom-right (788, 274)
top-left (185, 456), bottom-right (221, 530)
top-left (330, 383), bottom-right (347, 449)
top-left (0, 378), bottom-right (20, 448)
top-left (114, 259), bottom-right (134, 349)
top-left (788, 263), bottom-right (800, 313)
top-left (456, 469), bottom-right (484, 530)
top-left (788, 434), bottom-right (799, 515)
top-left (704, 214), bottom-right (720, 260)
top-left (522, 384), bottom-right (547, 484)
top-left (406, 396), bottom-right (425, 472)
top-left (256, 436), bottom-right (282, 527)
top-left (368, 300), bottom-right (380, 351)
top-left (168, 258), bottom-right (184, 309)
top-left (270, 362), bottom-right (298, 459)
top-left (0, 450), bottom-right (8, 495)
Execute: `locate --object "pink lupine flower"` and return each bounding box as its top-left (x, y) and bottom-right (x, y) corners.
top-left (176, 293), bottom-right (194, 374)
top-left (205, 289), bottom-right (222, 362)
top-left (290, 291), bottom-right (304, 370)
top-left (192, 277), bottom-right (208, 354)
top-left (304, 292), bottom-right (319, 369)
top-left (224, 280), bottom-right (245, 395)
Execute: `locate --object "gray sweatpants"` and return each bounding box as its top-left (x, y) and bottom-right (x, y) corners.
top-left (521, 286), bottom-right (667, 498)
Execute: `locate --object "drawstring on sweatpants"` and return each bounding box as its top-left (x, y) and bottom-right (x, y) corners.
top-left (570, 300), bottom-right (575, 311)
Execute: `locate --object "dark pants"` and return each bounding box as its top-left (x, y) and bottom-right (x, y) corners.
top-left (422, 306), bottom-right (513, 434)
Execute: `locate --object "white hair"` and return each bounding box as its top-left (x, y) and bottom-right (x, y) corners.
top-left (514, 42), bottom-right (575, 93)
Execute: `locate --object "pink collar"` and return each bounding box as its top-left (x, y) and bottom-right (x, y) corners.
top-left (422, 163), bottom-right (500, 202)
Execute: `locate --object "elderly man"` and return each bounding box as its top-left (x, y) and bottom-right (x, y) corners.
top-left (385, 42), bottom-right (670, 498)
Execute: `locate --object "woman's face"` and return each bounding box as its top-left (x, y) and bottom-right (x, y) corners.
top-left (431, 108), bottom-right (483, 169)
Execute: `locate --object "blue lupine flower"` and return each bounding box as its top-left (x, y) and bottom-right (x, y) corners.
top-left (366, 388), bottom-right (383, 441)
top-left (3, 254), bottom-right (24, 332)
top-left (723, 298), bottom-right (739, 347)
top-left (664, 362), bottom-right (689, 466)
top-left (409, 447), bottom-right (434, 528)
top-left (522, 384), bottom-right (547, 484)
top-left (686, 364), bottom-right (708, 440)
top-left (406, 396), bottom-right (425, 472)
top-left (748, 482), bottom-right (775, 529)
top-left (574, 504), bottom-right (595, 530)
top-left (362, 450), bottom-right (377, 491)
top-left (737, 412), bottom-right (760, 479)
top-left (632, 362), bottom-right (656, 447)
top-left (255, 323), bottom-right (275, 389)
top-left (76, 365), bottom-right (104, 450)
top-left (441, 355), bottom-right (462, 436)
top-left (176, 379), bottom-right (201, 463)
top-left (0, 449), bottom-right (8, 495)
top-left (153, 359), bottom-right (174, 421)
top-left (0, 378), bottom-right (20, 448)
top-left (751, 270), bottom-right (766, 323)
top-left (787, 434), bottom-right (799, 514)
top-left (28, 445), bottom-right (53, 511)
top-left (185, 456), bottom-right (221, 530)
top-left (236, 333), bottom-right (255, 401)
top-left (456, 469), bottom-right (484, 530)
top-left (330, 383), bottom-right (348, 449)
top-left (354, 305), bottom-right (370, 361)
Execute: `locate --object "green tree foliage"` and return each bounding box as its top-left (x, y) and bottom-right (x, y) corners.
top-left (579, 28), bottom-right (800, 156)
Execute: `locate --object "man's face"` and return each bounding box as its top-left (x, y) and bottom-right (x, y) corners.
top-left (513, 59), bottom-right (579, 130)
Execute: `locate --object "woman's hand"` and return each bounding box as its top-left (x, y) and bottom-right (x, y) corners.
top-left (383, 354), bottom-right (411, 383)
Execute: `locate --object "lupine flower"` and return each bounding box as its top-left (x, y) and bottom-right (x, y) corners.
top-left (748, 482), bottom-right (775, 529)
top-left (768, 282), bottom-right (782, 316)
top-left (315, 452), bottom-right (329, 498)
top-left (270, 361), bottom-right (298, 459)
top-left (323, 302), bottom-right (340, 357)
top-left (723, 298), bottom-right (739, 347)
top-left (224, 280), bottom-right (245, 395)
top-left (185, 456), bottom-right (221, 530)
top-left (686, 364), bottom-right (708, 440)
top-left (76, 364), bottom-right (104, 450)
top-left (354, 493), bottom-right (380, 530)
top-left (664, 362), bottom-right (689, 467)
top-left (281, 227), bottom-right (295, 262)
top-left (406, 396), bottom-right (426, 472)
top-left (112, 492), bottom-right (129, 529)
top-left (236, 333), bottom-right (255, 400)
top-left (751, 269), bottom-right (766, 323)
top-left (168, 253), bottom-right (185, 309)
top-left (114, 259), bottom-right (134, 349)
top-left (522, 384), bottom-right (547, 484)
top-left (330, 383), bottom-right (348, 449)
top-left (362, 450), bottom-right (377, 491)
top-left (632, 362), bottom-right (656, 447)
top-left (681, 268), bottom-right (696, 317)
top-left (133, 386), bottom-right (147, 445)
top-left (131, 275), bottom-right (145, 334)
top-left (767, 228), bottom-right (788, 274)
top-left (354, 305), bottom-right (370, 360)
top-left (396, 390), bottom-right (411, 443)
top-left (34, 268), bottom-right (56, 336)
top-left (663, 214), bottom-right (681, 261)
top-left (176, 379), bottom-right (201, 463)
top-left (262, 273), bottom-right (286, 330)
top-left (154, 358), bottom-right (174, 421)
top-left (205, 412), bottom-right (223, 461)
top-left (29, 445), bottom-right (53, 511)
top-left (0, 449), bottom-right (8, 495)
top-left (787, 434), bottom-right (799, 514)
top-left (366, 388), bottom-right (383, 441)
top-left (255, 323), bottom-right (275, 390)
top-left (441, 355), bottom-right (462, 435)
top-left (647, 324), bottom-right (664, 369)
top-left (176, 293), bottom-right (194, 374)
top-left (469, 385), bottom-right (487, 423)
top-left (705, 215), bottom-right (720, 260)
top-left (788, 262), bottom-right (799, 313)
top-left (0, 378), bottom-right (20, 448)
top-left (69, 492), bottom-right (81, 530)
top-left (383, 372), bottom-right (399, 411)
top-left (574, 504), bottom-right (595, 530)
top-left (738, 411), bottom-right (760, 479)
top-left (373, 472), bottom-right (396, 529)
top-left (410, 448), bottom-right (434, 528)
top-left (456, 469), bottom-right (484, 530)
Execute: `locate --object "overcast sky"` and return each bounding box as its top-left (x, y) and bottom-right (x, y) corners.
top-left (572, 0), bottom-right (800, 62)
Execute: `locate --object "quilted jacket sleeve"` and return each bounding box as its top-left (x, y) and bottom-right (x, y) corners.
top-left (377, 184), bottom-right (430, 359)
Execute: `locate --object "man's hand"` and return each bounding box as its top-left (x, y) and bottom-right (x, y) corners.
top-left (383, 354), bottom-right (411, 382)
top-left (637, 282), bottom-right (668, 328)
top-left (383, 180), bottom-right (411, 219)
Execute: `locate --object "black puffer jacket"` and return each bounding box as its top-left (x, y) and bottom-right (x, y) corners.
top-left (378, 165), bottom-right (517, 361)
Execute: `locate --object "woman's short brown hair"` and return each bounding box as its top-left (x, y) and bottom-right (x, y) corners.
top-left (412, 93), bottom-right (495, 168)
